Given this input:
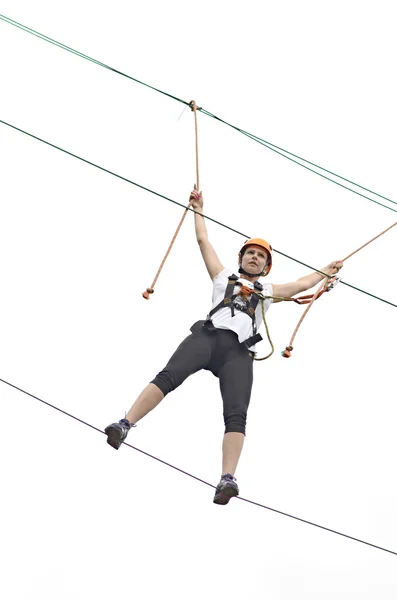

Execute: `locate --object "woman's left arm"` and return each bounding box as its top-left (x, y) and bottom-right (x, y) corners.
top-left (272, 261), bottom-right (343, 298)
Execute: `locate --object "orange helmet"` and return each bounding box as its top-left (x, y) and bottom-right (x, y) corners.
top-left (239, 238), bottom-right (273, 276)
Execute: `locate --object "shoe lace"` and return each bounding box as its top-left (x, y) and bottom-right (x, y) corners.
top-left (222, 473), bottom-right (236, 481)
top-left (120, 418), bottom-right (135, 429)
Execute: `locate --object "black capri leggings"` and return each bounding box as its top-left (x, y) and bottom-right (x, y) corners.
top-left (151, 321), bottom-right (254, 435)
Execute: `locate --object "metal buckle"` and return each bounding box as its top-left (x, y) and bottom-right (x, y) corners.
top-left (233, 296), bottom-right (248, 311)
top-left (325, 276), bottom-right (341, 290)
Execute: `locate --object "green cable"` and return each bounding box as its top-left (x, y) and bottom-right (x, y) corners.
top-left (0, 13), bottom-right (395, 214)
top-left (200, 109), bottom-right (396, 207)
top-left (200, 109), bottom-right (397, 214)
top-left (0, 14), bottom-right (188, 107)
top-left (1, 117), bottom-right (396, 310)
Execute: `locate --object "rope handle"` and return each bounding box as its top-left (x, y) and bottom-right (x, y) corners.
top-left (281, 266), bottom-right (337, 358)
top-left (142, 100), bottom-right (200, 299)
top-left (142, 197), bottom-right (194, 299)
top-left (282, 219), bottom-right (397, 357)
top-left (255, 280), bottom-right (339, 305)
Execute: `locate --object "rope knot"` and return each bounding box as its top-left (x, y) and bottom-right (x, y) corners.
top-left (189, 100), bottom-right (202, 111)
top-left (142, 287), bottom-right (154, 300)
top-left (281, 345), bottom-right (293, 358)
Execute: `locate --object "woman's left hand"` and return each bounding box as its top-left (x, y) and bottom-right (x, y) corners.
top-left (326, 260), bottom-right (343, 274)
top-left (189, 187), bottom-right (203, 210)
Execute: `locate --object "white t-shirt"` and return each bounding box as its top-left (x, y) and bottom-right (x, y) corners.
top-left (208, 268), bottom-right (273, 351)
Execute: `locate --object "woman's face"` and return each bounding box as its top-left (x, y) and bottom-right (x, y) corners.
top-left (241, 245), bottom-right (269, 275)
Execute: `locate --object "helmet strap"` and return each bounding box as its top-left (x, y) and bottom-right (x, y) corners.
top-left (238, 266), bottom-right (264, 278)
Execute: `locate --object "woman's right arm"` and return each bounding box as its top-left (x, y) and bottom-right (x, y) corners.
top-left (190, 188), bottom-right (224, 280)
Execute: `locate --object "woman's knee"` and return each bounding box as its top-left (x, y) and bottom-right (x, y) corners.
top-left (151, 330), bottom-right (213, 396)
top-left (150, 370), bottom-right (177, 396)
top-left (224, 412), bottom-right (247, 435)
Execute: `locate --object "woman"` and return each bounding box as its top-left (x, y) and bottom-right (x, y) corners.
top-left (105, 189), bottom-right (343, 505)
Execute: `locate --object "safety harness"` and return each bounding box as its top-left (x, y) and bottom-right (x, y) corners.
top-left (206, 274), bottom-right (264, 349)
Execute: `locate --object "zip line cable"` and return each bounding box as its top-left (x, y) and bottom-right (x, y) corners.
top-left (1, 117), bottom-right (396, 310)
top-left (1, 376), bottom-right (396, 558)
top-left (1, 13), bottom-right (396, 215)
top-left (200, 109), bottom-right (397, 214)
top-left (200, 108), bottom-right (397, 207)
top-left (0, 14), bottom-right (188, 108)
top-left (229, 127), bottom-right (397, 207)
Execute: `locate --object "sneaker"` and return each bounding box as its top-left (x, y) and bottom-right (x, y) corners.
top-left (213, 474), bottom-right (239, 505)
top-left (104, 418), bottom-right (132, 449)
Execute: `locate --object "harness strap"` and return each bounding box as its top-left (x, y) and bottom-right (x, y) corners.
top-left (243, 332), bottom-right (263, 348)
top-left (208, 275), bottom-right (238, 319)
top-left (208, 275), bottom-right (261, 334)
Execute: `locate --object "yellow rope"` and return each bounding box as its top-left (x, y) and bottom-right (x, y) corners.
top-left (253, 298), bottom-right (275, 361)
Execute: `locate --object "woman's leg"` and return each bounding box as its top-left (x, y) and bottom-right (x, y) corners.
top-left (221, 431), bottom-right (245, 477)
top-left (222, 431), bottom-right (244, 476)
top-left (125, 382), bottom-right (164, 424)
top-left (213, 344), bottom-right (253, 504)
top-left (105, 327), bottom-right (215, 448)
top-left (218, 348), bottom-right (253, 473)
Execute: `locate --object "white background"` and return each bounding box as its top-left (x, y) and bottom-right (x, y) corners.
top-left (0, 2), bottom-right (396, 599)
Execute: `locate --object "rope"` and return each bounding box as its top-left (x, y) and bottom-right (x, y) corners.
top-left (342, 220), bottom-right (397, 262)
top-left (1, 376), bottom-right (396, 557)
top-left (253, 298), bottom-right (274, 361)
top-left (142, 101), bottom-right (200, 299)
top-left (251, 290), bottom-right (327, 362)
top-left (0, 118), bottom-right (396, 309)
top-left (191, 100), bottom-right (200, 191)
top-left (233, 288), bottom-right (274, 361)
top-left (282, 220), bottom-right (397, 357)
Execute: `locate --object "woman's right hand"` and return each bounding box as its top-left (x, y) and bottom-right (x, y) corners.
top-left (189, 187), bottom-right (203, 210)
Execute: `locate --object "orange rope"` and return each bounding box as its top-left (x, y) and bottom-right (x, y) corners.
top-left (191, 100), bottom-right (200, 191)
top-left (239, 285), bottom-right (255, 299)
top-left (341, 220), bottom-right (397, 262)
top-left (142, 101), bottom-right (200, 299)
top-left (282, 219), bottom-right (397, 357)
top-left (281, 269), bottom-right (336, 358)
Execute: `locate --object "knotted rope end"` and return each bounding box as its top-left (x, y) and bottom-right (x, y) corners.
top-left (142, 288), bottom-right (154, 300)
top-left (281, 345), bottom-right (293, 358)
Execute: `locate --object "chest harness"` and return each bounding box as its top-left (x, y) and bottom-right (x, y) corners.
top-left (206, 274), bottom-right (264, 348)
